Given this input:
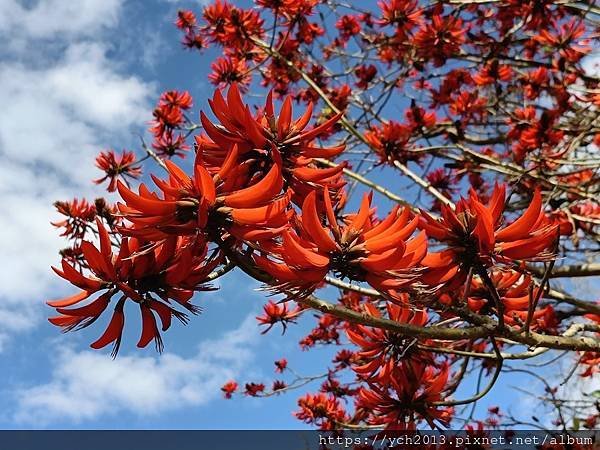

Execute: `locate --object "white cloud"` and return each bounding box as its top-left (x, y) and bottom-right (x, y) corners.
top-left (582, 52), bottom-right (600, 78)
top-left (0, 0), bottom-right (123, 40)
top-left (45, 44), bottom-right (152, 128)
top-left (0, 307), bottom-right (34, 352)
top-left (0, 0), bottom-right (154, 347)
top-left (13, 314), bottom-right (259, 426)
top-left (163, 0), bottom-right (210, 4)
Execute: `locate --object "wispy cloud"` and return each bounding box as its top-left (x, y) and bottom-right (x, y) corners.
top-left (162, 0), bottom-right (211, 5)
top-left (0, 0), bottom-right (123, 40)
top-left (13, 314), bottom-right (259, 426)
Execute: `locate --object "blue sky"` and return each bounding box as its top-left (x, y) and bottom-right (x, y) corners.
top-left (0, 0), bottom-right (597, 430)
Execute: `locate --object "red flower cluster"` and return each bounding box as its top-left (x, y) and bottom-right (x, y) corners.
top-left (345, 302), bottom-right (451, 429)
top-left (244, 382), bottom-right (266, 396)
top-left (420, 185), bottom-right (558, 290)
top-left (377, 0), bottom-right (421, 33)
top-left (506, 107), bottom-right (564, 163)
top-left (299, 314), bottom-right (343, 349)
top-left (336, 15), bottom-right (361, 41)
top-left (255, 190), bottom-right (426, 302)
top-left (221, 380), bottom-right (238, 399)
top-left (348, 302), bottom-right (431, 382)
top-left (357, 362), bottom-right (452, 429)
top-left (365, 121), bottom-right (417, 165)
top-left (413, 15), bottom-right (465, 66)
top-left (151, 90), bottom-right (193, 158)
top-left (473, 61), bottom-right (512, 86)
top-left (50, 86), bottom-right (351, 353)
top-left (439, 269), bottom-right (558, 331)
top-left (48, 219), bottom-right (215, 356)
top-left (295, 393), bottom-right (348, 429)
top-left (196, 84), bottom-right (346, 205)
top-left (116, 148), bottom-right (290, 242)
top-left (425, 168), bottom-right (457, 211)
top-left (256, 301), bottom-right (302, 334)
top-left (274, 358), bottom-right (288, 373)
top-left (52, 198), bottom-right (99, 240)
top-left (94, 149), bottom-right (141, 192)
top-left (355, 64), bottom-right (378, 89)
top-left (208, 57), bottom-right (251, 91)
top-left (50, 86), bottom-right (564, 363)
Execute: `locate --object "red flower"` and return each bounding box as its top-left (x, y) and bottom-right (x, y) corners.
top-left (570, 200), bottom-right (600, 234)
top-left (583, 414), bottom-right (598, 429)
top-left (356, 362), bottom-right (452, 429)
top-left (328, 84), bottom-right (352, 112)
top-left (405, 101), bottom-right (437, 131)
top-left (160, 90), bottom-right (193, 110)
top-left (295, 17), bottom-right (324, 44)
top-left (365, 121), bottom-right (419, 165)
top-left (274, 358), bottom-right (288, 373)
top-left (413, 15), bottom-right (465, 66)
top-left (182, 32), bottom-right (207, 50)
top-left (420, 184), bottom-right (558, 290)
top-left (534, 19), bottom-right (590, 63)
top-left (196, 85), bottom-right (346, 202)
top-left (208, 57), bottom-right (251, 91)
top-left (441, 268), bottom-right (557, 330)
top-left (425, 168), bottom-right (456, 210)
top-left (256, 190), bottom-right (426, 301)
top-left (221, 380), bottom-right (238, 399)
top-left (94, 150), bottom-right (142, 192)
top-left (202, 0), bottom-right (230, 37)
top-left (347, 301), bottom-right (431, 384)
top-left (449, 90), bottom-right (487, 121)
top-left (430, 69), bottom-right (474, 107)
top-left (473, 61), bottom-right (512, 86)
top-left (260, 35), bottom-right (304, 96)
top-left (116, 146), bottom-right (290, 241)
top-left (272, 380), bottom-right (287, 391)
top-left (522, 67), bottom-right (549, 100)
top-left (377, 0), bottom-right (421, 38)
top-left (320, 377), bottom-right (357, 398)
top-left (580, 351), bottom-right (600, 378)
top-left (506, 108), bottom-right (564, 163)
top-left (579, 312), bottom-right (600, 377)
top-left (354, 64), bottom-right (377, 89)
top-left (488, 406), bottom-right (501, 416)
top-left (52, 199), bottom-right (97, 240)
top-left (202, 1), bottom-right (264, 51)
top-left (336, 15), bottom-right (361, 41)
top-left (244, 382), bottom-right (265, 396)
top-left (256, 300), bottom-right (302, 334)
top-left (295, 393), bottom-right (348, 429)
top-left (151, 104), bottom-right (184, 135)
top-left (152, 130), bottom-right (189, 159)
top-left (175, 10), bottom-right (196, 30)
top-left (255, 0), bottom-right (298, 12)
top-left (300, 314), bottom-right (342, 349)
top-left (333, 349), bottom-right (359, 370)
top-left (48, 219), bottom-right (215, 356)
top-left (46, 0), bottom-right (600, 430)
